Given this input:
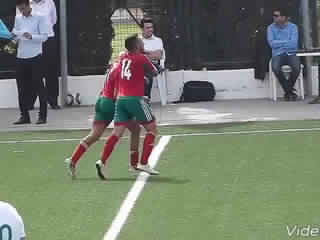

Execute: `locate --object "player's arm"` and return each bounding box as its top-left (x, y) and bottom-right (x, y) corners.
top-left (145, 38), bottom-right (164, 61)
top-left (144, 49), bottom-right (163, 61)
top-left (142, 55), bottom-right (159, 77)
top-left (105, 66), bottom-right (117, 98)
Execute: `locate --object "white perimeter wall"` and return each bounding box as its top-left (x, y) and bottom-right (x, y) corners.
top-left (0, 67), bottom-right (318, 108)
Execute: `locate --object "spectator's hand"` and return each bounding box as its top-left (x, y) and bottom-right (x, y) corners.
top-left (144, 52), bottom-right (153, 60)
top-left (23, 32), bottom-right (32, 40)
top-left (146, 50), bottom-right (162, 61)
top-left (10, 33), bottom-right (18, 42)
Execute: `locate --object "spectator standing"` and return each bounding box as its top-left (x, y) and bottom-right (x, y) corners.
top-left (17, 0), bottom-right (60, 109)
top-left (12, 0), bottom-right (49, 124)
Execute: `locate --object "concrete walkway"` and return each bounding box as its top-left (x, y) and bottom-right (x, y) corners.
top-left (0, 98), bottom-right (319, 132)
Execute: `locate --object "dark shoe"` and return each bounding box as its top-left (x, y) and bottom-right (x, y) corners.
top-left (36, 118), bottom-right (47, 125)
top-left (51, 105), bottom-right (61, 110)
top-left (284, 93), bottom-right (291, 101)
top-left (289, 92), bottom-right (298, 101)
top-left (13, 117), bottom-right (31, 125)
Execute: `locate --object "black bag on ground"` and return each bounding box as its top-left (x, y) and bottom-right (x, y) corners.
top-left (180, 81), bottom-right (216, 102)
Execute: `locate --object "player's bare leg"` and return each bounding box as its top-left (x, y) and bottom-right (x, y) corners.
top-left (127, 121), bottom-right (141, 171)
top-left (136, 120), bottom-right (160, 175)
top-left (96, 125), bottom-right (127, 180)
top-left (66, 121), bottom-right (108, 179)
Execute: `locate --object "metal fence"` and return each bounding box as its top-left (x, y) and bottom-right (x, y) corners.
top-left (0, 0), bottom-right (318, 78)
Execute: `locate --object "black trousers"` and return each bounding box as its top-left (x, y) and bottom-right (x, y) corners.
top-left (271, 54), bottom-right (301, 95)
top-left (16, 55), bottom-right (47, 119)
top-left (30, 37), bottom-right (59, 106)
top-left (144, 62), bottom-right (160, 99)
top-left (44, 37), bottom-right (59, 106)
top-left (144, 75), bottom-right (154, 99)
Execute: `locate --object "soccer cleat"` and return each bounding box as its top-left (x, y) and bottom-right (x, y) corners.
top-left (128, 165), bottom-right (139, 173)
top-left (65, 158), bottom-right (76, 179)
top-left (95, 160), bottom-right (107, 180)
top-left (136, 163), bottom-right (160, 175)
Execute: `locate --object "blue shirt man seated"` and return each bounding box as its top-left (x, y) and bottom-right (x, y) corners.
top-left (267, 7), bottom-right (300, 101)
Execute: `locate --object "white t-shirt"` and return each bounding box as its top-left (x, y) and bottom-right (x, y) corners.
top-left (0, 201), bottom-right (26, 240)
top-left (141, 34), bottom-right (165, 66)
top-left (142, 35), bottom-right (163, 52)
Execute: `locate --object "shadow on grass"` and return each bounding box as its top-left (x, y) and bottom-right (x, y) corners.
top-left (76, 176), bottom-right (190, 185)
top-left (159, 121), bottom-right (256, 135)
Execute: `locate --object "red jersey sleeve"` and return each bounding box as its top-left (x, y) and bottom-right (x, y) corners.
top-left (140, 55), bottom-right (158, 77)
top-left (100, 64), bottom-right (120, 99)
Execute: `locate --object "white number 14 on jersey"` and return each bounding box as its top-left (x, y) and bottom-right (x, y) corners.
top-left (121, 59), bottom-right (132, 80)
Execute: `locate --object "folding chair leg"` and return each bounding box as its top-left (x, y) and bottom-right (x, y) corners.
top-left (272, 73), bottom-right (277, 101)
top-left (299, 72), bottom-right (305, 100)
top-left (269, 61), bottom-right (277, 101)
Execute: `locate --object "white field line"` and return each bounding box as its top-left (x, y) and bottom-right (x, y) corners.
top-left (1, 127), bottom-right (319, 239)
top-left (168, 127), bottom-right (320, 137)
top-left (1, 127), bottom-right (320, 144)
top-left (103, 136), bottom-right (172, 240)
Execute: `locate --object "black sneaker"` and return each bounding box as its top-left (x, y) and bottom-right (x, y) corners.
top-left (51, 105), bottom-right (61, 110)
top-left (284, 93), bottom-right (291, 101)
top-left (36, 118), bottom-right (47, 124)
top-left (13, 116), bottom-right (31, 125)
top-left (289, 92), bottom-right (298, 101)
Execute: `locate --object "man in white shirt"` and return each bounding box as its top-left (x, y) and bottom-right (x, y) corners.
top-left (12, 0), bottom-right (49, 124)
top-left (17, 0), bottom-right (60, 109)
top-left (140, 18), bottom-right (165, 100)
top-left (0, 201), bottom-right (26, 240)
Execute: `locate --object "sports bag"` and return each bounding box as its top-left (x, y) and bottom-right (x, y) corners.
top-left (180, 81), bottom-right (216, 102)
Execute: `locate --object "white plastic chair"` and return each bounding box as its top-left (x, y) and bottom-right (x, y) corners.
top-left (269, 61), bottom-right (304, 101)
top-left (157, 49), bottom-right (168, 105)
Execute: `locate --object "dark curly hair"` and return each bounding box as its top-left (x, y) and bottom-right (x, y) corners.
top-left (125, 34), bottom-right (139, 52)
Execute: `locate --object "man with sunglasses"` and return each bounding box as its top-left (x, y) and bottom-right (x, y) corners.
top-left (267, 8), bottom-right (300, 101)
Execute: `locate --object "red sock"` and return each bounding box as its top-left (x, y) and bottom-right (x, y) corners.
top-left (130, 151), bottom-right (139, 167)
top-left (71, 143), bottom-right (88, 166)
top-left (140, 133), bottom-right (155, 165)
top-left (101, 135), bottom-right (119, 164)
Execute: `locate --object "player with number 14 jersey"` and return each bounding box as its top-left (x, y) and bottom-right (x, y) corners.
top-left (118, 52), bottom-right (158, 97)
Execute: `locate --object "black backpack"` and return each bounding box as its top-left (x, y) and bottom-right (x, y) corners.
top-left (180, 81), bottom-right (216, 102)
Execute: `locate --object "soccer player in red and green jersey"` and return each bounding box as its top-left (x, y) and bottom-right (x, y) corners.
top-left (95, 34), bottom-right (160, 177)
top-left (65, 60), bottom-right (141, 179)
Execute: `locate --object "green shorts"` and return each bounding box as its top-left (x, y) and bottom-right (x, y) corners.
top-left (94, 96), bottom-right (115, 122)
top-left (114, 96), bottom-right (154, 125)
